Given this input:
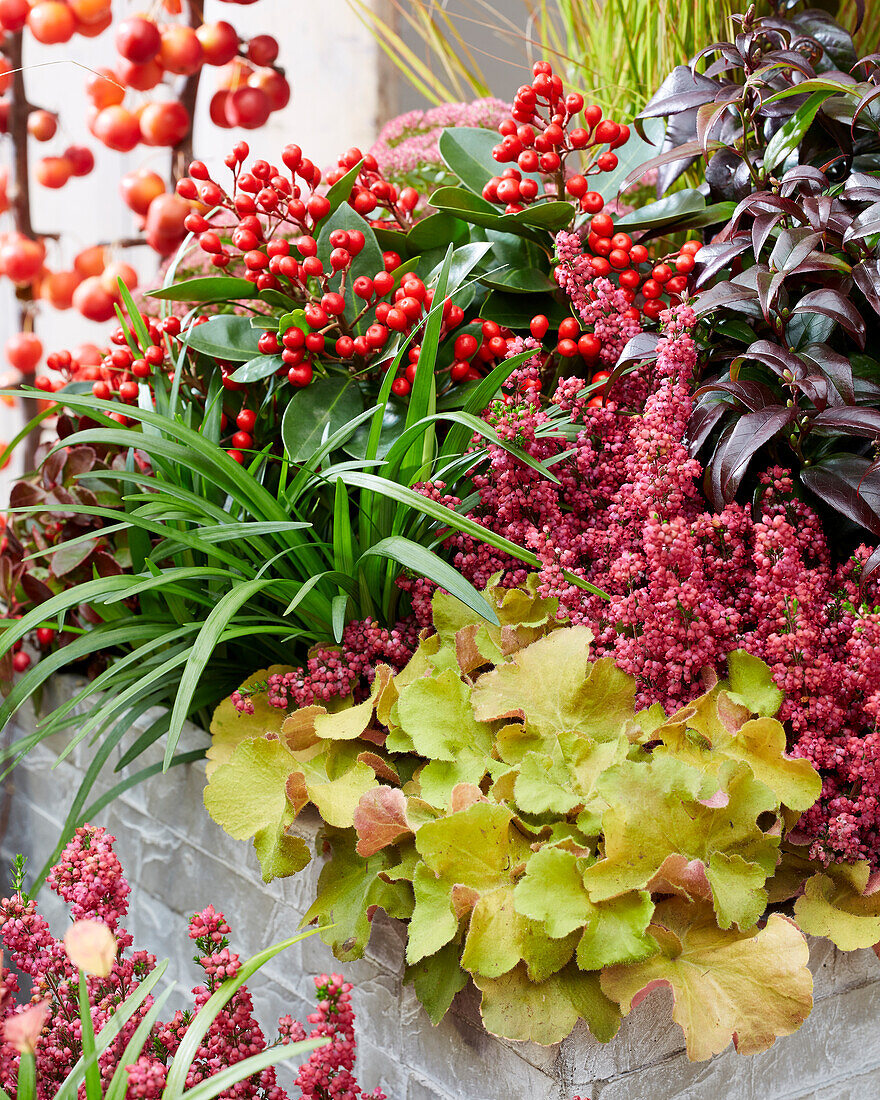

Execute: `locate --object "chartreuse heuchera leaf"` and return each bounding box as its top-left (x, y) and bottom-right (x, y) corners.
top-left (794, 861), bottom-right (880, 950)
top-left (204, 576), bottom-right (827, 1055)
top-left (600, 898), bottom-right (813, 1061)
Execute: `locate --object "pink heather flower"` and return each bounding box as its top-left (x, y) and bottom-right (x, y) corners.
top-left (411, 299), bottom-right (880, 868)
top-left (233, 617), bottom-right (420, 716)
top-left (0, 828), bottom-right (383, 1100)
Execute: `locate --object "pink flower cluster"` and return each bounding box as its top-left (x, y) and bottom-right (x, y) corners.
top-left (423, 294), bottom-right (880, 867)
top-left (0, 826), bottom-right (385, 1100)
top-left (232, 618), bottom-right (419, 715)
top-left (369, 98), bottom-right (511, 185)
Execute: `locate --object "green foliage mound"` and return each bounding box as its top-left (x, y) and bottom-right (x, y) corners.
top-left (204, 579), bottom-right (875, 1057)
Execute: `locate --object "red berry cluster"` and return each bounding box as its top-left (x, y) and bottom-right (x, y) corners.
top-left (44, 315), bottom-right (179, 424)
top-left (178, 140), bottom-right (332, 290)
top-left (581, 214), bottom-right (704, 321)
top-left (180, 145), bottom-right (514, 399)
top-left (326, 147), bottom-right (421, 229)
top-left (482, 60), bottom-right (629, 213)
top-left (522, 227), bottom-right (703, 404)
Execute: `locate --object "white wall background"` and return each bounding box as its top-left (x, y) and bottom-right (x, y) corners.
top-left (0, 0), bottom-right (389, 495)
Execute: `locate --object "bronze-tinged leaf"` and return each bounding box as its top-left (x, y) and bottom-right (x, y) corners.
top-left (285, 772), bottom-right (310, 817)
top-left (353, 786), bottom-right (412, 857)
top-left (356, 751), bottom-right (400, 785)
top-left (449, 783), bottom-right (486, 813)
top-left (281, 705), bottom-right (327, 752)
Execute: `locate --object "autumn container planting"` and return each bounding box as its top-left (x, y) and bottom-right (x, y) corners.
top-left (1, 0), bottom-right (880, 1095)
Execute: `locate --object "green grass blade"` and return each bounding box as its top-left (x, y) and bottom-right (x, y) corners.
top-left (104, 985), bottom-right (176, 1100)
top-left (339, 470), bottom-right (609, 598)
top-left (164, 579), bottom-right (276, 769)
top-left (180, 1040), bottom-right (327, 1100)
top-left (362, 536), bottom-right (499, 624)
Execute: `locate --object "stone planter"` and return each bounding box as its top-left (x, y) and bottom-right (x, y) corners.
top-left (3, 676), bottom-right (880, 1100)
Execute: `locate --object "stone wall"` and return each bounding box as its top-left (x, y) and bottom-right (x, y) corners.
top-left (2, 677), bottom-right (880, 1100)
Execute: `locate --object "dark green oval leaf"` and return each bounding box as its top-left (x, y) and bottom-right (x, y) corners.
top-left (184, 316), bottom-right (264, 362)
top-left (282, 377), bottom-right (365, 463)
top-left (148, 276), bottom-right (257, 303)
top-left (230, 355), bottom-right (285, 383)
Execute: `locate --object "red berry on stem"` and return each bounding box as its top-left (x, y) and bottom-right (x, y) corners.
top-left (391, 377), bottom-right (411, 397)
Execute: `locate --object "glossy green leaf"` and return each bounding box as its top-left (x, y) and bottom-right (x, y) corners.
top-left (230, 355), bottom-right (285, 383)
top-left (183, 316), bottom-right (264, 362)
top-left (282, 377), bottom-right (365, 463)
top-left (147, 277), bottom-right (256, 303)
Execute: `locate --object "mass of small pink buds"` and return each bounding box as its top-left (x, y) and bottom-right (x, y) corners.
top-left (0, 827), bottom-right (384, 1100)
top-left (368, 98), bottom-right (511, 185)
top-left (0, 826), bottom-right (157, 1100)
top-left (232, 617), bottom-right (420, 715)
top-left (291, 975), bottom-right (385, 1100)
top-left (414, 300), bottom-right (880, 868)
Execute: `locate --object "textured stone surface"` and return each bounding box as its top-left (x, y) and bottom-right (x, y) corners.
top-left (2, 676), bottom-right (880, 1100)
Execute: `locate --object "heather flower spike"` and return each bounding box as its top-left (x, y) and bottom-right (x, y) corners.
top-left (0, 826), bottom-right (378, 1099)
top-left (63, 919), bottom-right (117, 977)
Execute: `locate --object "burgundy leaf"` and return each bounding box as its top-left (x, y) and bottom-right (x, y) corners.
top-left (853, 82), bottom-right (880, 131)
top-left (800, 343), bottom-right (855, 404)
top-left (615, 332), bottom-right (661, 368)
top-left (694, 379), bottom-right (778, 412)
top-left (41, 450), bottom-right (65, 489)
top-left (811, 407), bottom-right (880, 438)
top-left (692, 282), bottom-right (758, 318)
top-left (693, 237), bottom-right (753, 288)
top-left (792, 289), bottom-right (866, 348)
top-left (852, 260), bottom-right (880, 316)
top-left (843, 202), bottom-right (880, 243)
top-left (636, 65), bottom-right (722, 122)
top-left (93, 552), bottom-right (123, 578)
top-left (9, 482), bottom-right (45, 510)
top-left (746, 339), bottom-right (803, 372)
top-left (769, 228), bottom-right (822, 272)
top-left (716, 406), bottom-right (797, 502)
top-left (619, 139), bottom-right (708, 192)
top-left (798, 193), bottom-right (834, 231)
top-left (687, 400), bottom-right (733, 457)
top-left (801, 456), bottom-right (880, 537)
top-left (64, 446), bottom-right (97, 479)
top-left (781, 166), bottom-right (829, 196)
top-left (21, 574), bottom-right (54, 606)
top-left (755, 270), bottom-right (776, 321)
top-left (751, 213), bottom-right (782, 261)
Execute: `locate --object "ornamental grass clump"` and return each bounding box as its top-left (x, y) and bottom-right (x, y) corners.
top-left (207, 580), bottom-right (880, 1057)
